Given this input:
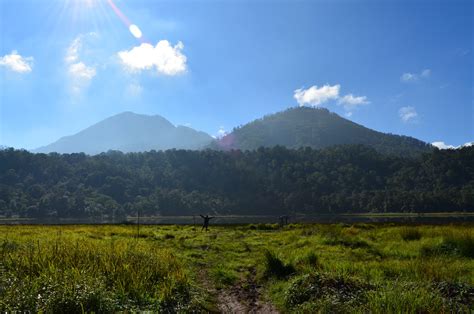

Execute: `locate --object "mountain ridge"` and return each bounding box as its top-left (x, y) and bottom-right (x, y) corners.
top-left (34, 112), bottom-right (214, 154)
top-left (213, 107), bottom-right (432, 156)
top-left (35, 107), bottom-right (432, 156)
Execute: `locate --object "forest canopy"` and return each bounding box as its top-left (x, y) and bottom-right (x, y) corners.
top-left (0, 145), bottom-right (473, 219)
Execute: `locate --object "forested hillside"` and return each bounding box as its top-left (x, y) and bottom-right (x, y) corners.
top-left (215, 107), bottom-right (432, 157)
top-left (1, 145), bottom-right (473, 219)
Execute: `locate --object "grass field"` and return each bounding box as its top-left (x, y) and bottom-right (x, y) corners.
top-left (0, 223), bottom-right (473, 312)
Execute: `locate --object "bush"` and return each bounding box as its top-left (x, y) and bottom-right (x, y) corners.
top-left (263, 251), bottom-right (295, 278)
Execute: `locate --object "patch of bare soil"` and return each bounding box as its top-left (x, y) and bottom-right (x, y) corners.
top-left (218, 268), bottom-right (279, 314)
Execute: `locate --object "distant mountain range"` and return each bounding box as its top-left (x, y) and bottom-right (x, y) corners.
top-left (34, 107), bottom-right (432, 156)
top-left (214, 107), bottom-right (432, 156)
top-left (34, 112), bottom-right (213, 154)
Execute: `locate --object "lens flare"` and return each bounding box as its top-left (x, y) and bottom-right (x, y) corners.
top-left (107, 0), bottom-right (146, 41)
top-left (129, 24), bottom-right (142, 39)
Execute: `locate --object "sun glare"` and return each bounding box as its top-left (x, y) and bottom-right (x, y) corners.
top-left (83, 0), bottom-right (97, 8)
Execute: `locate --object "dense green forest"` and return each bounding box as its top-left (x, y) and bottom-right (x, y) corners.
top-left (0, 145), bottom-right (473, 219)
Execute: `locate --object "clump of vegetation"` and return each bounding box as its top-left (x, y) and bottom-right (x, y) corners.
top-left (211, 265), bottom-right (238, 287)
top-left (248, 224), bottom-right (279, 231)
top-left (305, 252), bottom-right (319, 267)
top-left (365, 282), bottom-right (446, 313)
top-left (421, 231), bottom-right (474, 258)
top-left (263, 250), bottom-right (295, 278)
top-left (284, 272), bottom-right (372, 308)
top-left (433, 281), bottom-right (474, 308)
top-left (294, 251), bottom-right (321, 270)
top-left (400, 227), bottom-right (422, 241)
top-left (322, 232), bottom-right (371, 249)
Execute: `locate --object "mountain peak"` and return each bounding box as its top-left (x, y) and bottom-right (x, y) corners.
top-left (35, 112), bottom-right (213, 154)
top-left (215, 107), bottom-right (431, 156)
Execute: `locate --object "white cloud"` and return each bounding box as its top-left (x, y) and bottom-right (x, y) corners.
top-left (293, 84), bottom-right (369, 117)
top-left (118, 40), bottom-right (187, 75)
top-left (69, 62), bottom-right (96, 80)
top-left (216, 126), bottom-right (227, 138)
top-left (432, 141), bottom-right (473, 149)
top-left (338, 94), bottom-right (369, 110)
top-left (401, 73), bottom-right (418, 82)
top-left (401, 69), bottom-right (431, 82)
top-left (65, 37), bottom-right (81, 63)
top-left (294, 84), bottom-right (340, 107)
top-left (65, 35), bottom-right (97, 94)
top-left (420, 69), bottom-right (431, 78)
top-left (0, 51), bottom-right (33, 73)
top-left (398, 106), bottom-right (418, 122)
top-left (432, 141), bottom-right (456, 149)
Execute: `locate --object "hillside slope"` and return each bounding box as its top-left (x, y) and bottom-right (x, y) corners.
top-left (215, 107), bottom-right (432, 156)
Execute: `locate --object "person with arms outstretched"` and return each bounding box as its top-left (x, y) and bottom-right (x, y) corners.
top-left (200, 214), bottom-right (214, 231)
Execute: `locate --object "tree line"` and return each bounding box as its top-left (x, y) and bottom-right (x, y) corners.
top-left (0, 145), bottom-right (473, 219)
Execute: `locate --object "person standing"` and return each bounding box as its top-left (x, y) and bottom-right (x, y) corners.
top-left (200, 214), bottom-right (214, 231)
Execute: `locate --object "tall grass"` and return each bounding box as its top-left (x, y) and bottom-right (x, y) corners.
top-left (0, 231), bottom-right (193, 312)
top-left (0, 223), bottom-right (472, 312)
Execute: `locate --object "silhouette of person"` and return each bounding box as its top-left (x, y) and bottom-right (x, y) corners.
top-left (200, 214), bottom-right (214, 231)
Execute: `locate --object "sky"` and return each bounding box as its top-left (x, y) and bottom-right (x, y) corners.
top-left (0, 0), bottom-right (472, 150)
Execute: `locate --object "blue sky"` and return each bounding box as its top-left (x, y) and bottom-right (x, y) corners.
top-left (0, 0), bottom-right (472, 150)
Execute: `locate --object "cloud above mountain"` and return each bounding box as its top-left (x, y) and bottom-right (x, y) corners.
top-left (118, 40), bottom-right (187, 75)
top-left (432, 141), bottom-right (473, 149)
top-left (294, 84), bottom-right (369, 116)
top-left (294, 84), bottom-right (340, 107)
top-left (65, 34), bottom-right (97, 94)
top-left (399, 106), bottom-right (418, 122)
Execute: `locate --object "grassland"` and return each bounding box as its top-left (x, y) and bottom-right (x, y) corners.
top-left (0, 223), bottom-right (473, 313)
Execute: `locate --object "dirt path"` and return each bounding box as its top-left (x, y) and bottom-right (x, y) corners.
top-left (217, 268), bottom-right (279, 314)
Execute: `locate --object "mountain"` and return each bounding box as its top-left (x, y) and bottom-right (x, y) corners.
top-left (35, 112), bottom-right (213, 154)
top-left (214, 107), bottom-right (432, 156)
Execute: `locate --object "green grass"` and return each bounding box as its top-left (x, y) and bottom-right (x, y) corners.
top-left (0, 223), bottom-right (472, 312)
